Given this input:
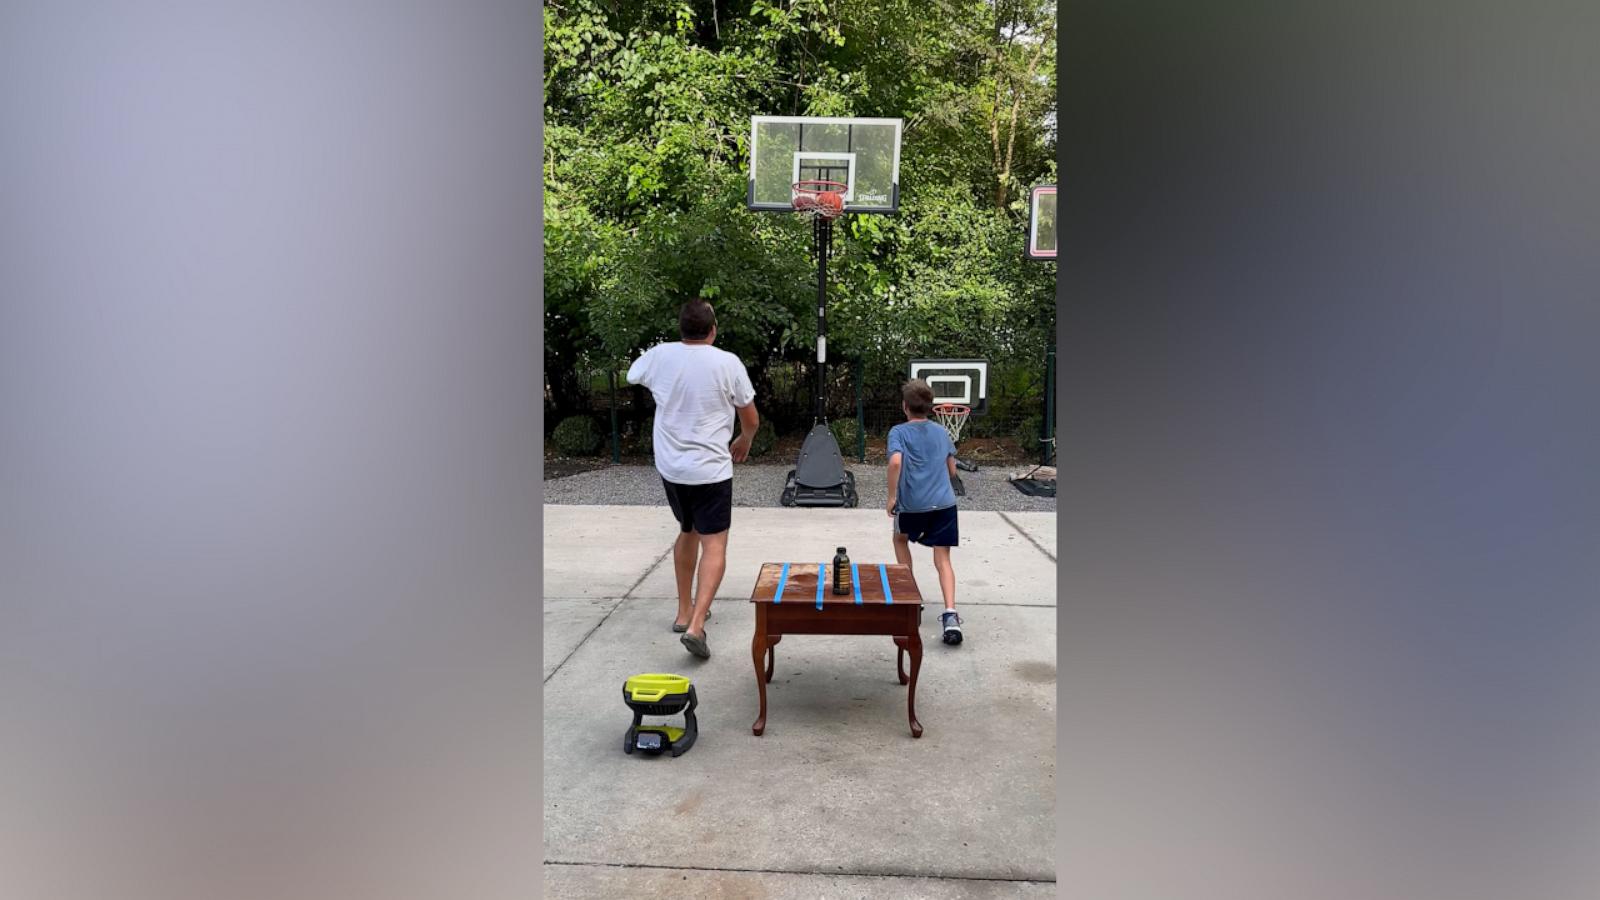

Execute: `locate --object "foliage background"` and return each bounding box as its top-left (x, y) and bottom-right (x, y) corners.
top-left (545, 0), bottom-right (1057, 451)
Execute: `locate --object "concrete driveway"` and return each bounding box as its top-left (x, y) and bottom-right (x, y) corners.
top-left (544, 505), bottom-right (1057, 897)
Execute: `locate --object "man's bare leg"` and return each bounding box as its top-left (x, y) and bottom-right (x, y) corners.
top-left (672, 530), bottom-right (699, 628)
top-left (685, 530), bottom-right (728, 638)
top-left (932, 545), bottom-right (956, 611)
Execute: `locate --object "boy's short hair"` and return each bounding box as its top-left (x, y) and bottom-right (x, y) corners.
top-left (679, 298), bottom-right (716, 340)
top-left (902, 379), bottom-right (935, 416)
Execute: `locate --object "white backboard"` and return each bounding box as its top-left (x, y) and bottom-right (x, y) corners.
top-left (908, 359), bottom-right (989, 417)
top-left (1027, 185), bottom-right (1057, 259)
top-left (749, 116), bottom-right (902, 214)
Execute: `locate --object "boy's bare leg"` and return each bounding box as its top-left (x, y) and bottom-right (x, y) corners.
top-left (686, 530), bottom-right (728, 638)
top-left (672, 530), bottom-right (699, 628)
top-left (932, 546), bottom-right (956, 611)
top-left (892, 531), bottom-right (914, 571)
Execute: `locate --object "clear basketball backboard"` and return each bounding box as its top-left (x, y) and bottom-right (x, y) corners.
top-left (1027, 185), bottom-right (1057, 259)
top-left (749, 116), bottom-right (902, 214)
top-left (908, 359), bottom-right (989, 417)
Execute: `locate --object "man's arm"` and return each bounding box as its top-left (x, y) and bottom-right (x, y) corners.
top-left (731, 401), bottom-right (759, 463)
top-left (887, 452), bottom-right (902, 517)
top-left (729, 357), bottom-right (758, 463)
top-left (625, 348), bottom-right (650, 387)
top-left (947, 454), bottom-right (958, 478)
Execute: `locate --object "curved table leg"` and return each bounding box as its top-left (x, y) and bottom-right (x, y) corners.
top-left (765, 635), bottom-right (780, 684)
top-left (896, 644), bottom-right (909, 685)
top-left (905, 631), bottom-right (924, 738)
top-left (751, 630), bottom-right (768, 736)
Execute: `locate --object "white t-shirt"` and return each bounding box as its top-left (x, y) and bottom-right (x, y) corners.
top-left (626, 342), bottom-right (756, 485)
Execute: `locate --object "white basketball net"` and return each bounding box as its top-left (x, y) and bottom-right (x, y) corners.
top-left (932, 404), bottom-right (971, 444)
top-left (792, 181), bottom-right (846, 221)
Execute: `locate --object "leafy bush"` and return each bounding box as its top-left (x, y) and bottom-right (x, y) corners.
top-left (545, 0), bottom-right (1059, 427)
top-left (1014, 413), bottom-right (1053, 450)
top-left (552, 416), bottom-right (603, 456)
top-left (749, 420), bottom-right (777, 457)
top-left (962, 415), bottom-right (997, 439)
top-left (829, 419), bottom-right (862, 456)
top-left (631, 420), bottom-right (653, 456)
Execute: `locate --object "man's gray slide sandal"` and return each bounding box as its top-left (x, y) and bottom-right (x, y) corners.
top-left (680, 632), bottom-right (710, 659)
top-left (671, 610), bottom-right (709, 632)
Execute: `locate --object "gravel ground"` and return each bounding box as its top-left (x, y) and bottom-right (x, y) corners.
top-left (542, 462), bottom-right (1056, 512)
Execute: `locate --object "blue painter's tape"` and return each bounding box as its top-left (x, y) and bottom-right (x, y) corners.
top-left (774, 562), bottom-right (790, 603)
top-left (852, 564), bottom-right (862, 604)
top-left (879, 563), bottom-right (893, 604)
top-left (816, 563), bottom-right (826, 609)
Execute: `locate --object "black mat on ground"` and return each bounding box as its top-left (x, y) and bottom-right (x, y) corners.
top-left (1009, 478), bottom-right (1056, 498)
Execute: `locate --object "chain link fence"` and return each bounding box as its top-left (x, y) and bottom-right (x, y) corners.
top-left (546, 351), bottom-right (1056, 466)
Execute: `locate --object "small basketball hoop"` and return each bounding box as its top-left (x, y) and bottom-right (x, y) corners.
top-left (792, 180), bottom-right (847, 220)
top-left (932, 403), bottom-right (971, 444)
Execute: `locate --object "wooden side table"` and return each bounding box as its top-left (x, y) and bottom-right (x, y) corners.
top-left (748, 561), bottom-right (926, 738)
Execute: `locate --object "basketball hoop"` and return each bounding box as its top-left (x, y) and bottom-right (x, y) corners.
top-left (932, 403), bottom-right (971, 444)
top-left (792, 180), bottom-right (847, 220)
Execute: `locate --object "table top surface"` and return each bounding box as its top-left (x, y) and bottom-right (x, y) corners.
top-left (749, 561), bottom-right (923, 607)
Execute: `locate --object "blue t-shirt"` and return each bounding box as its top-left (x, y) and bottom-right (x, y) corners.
top-left (887, 419), bottom-right (958, 513)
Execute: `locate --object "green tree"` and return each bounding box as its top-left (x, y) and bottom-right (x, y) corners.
top-left (544, 0), bottom-right (1058, 430)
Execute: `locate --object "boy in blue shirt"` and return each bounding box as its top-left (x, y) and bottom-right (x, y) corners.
top-left (886, 379), bottom-right (963, 645)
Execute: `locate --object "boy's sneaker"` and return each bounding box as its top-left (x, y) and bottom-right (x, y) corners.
top-left (941, 611), bottom-right (963, 645)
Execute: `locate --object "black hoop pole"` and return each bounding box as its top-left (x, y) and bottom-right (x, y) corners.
top-left (1042, 346), bottom-right (1056, 465)
top-left (814, 214), bottom-right (830, 423)
top-left (608, 370), bottom-right (620, 464)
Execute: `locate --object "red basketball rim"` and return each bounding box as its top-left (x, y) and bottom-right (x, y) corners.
top-left (793, 179), bottom-right (848, 195)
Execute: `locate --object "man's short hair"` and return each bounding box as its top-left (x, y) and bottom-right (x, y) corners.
top-left (679, 298), bottom-right (716, 340)
top-left (902, 378), bottom-right (935, 416)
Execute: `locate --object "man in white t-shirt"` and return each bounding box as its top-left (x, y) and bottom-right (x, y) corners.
top-left (626, 298), bottom-right (759, 660)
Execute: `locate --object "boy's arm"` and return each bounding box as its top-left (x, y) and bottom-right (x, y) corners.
top-left (886, 452), bottom-right (902, 517)
top-left (947, 454), bottom-right (958, 478)
top-left (885, 426), bottom-right (905, 516)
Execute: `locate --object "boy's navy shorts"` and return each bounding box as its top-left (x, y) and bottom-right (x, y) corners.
top-left (894, 505), bottom-right (959, 547)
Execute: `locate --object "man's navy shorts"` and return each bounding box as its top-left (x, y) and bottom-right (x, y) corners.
top-left (894, 505), bottom-right (959, 547)
top-left (661, 477), bottom-right (733, 535)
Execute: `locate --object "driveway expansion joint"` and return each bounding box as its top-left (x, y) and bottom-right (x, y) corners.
top-left (544, 859), bottom-right (1057, 885)
top-left (998, 511), bottom-right (1056, 562)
